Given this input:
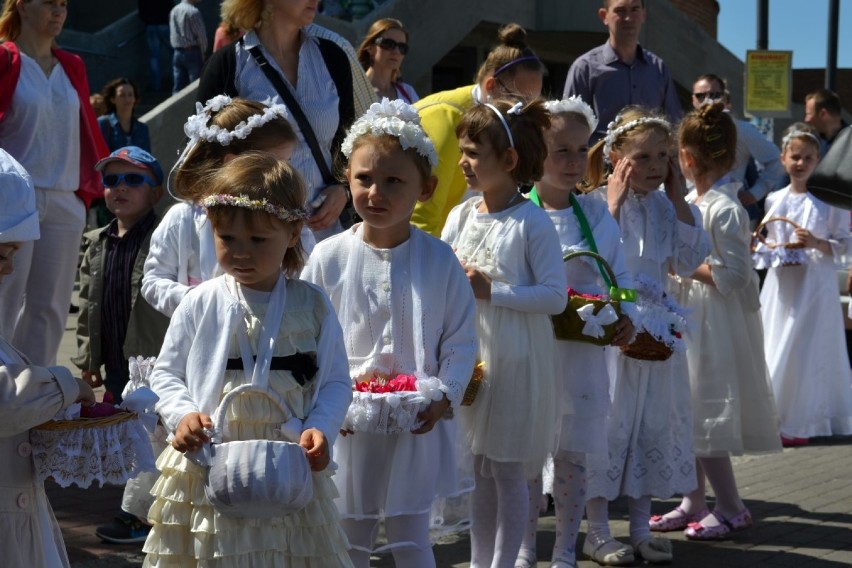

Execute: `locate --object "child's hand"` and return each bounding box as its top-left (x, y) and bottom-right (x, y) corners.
top-left (462, 262), bottom-right (492, 300)
top-left (794, 228), bottom-right (828, 251)
top-left (663, 156), bottom-right (685, 199)
top-left (74, 378), bottom-right (96, 406)
top-left (299, 428), bottom-right (329, 471)
top-left (412, 395), bottom-right (451, 435)
top-left (607, 158), bottom-right (632, 215)
top-left (173, 412), bottom-right (213, 453)
top-left (610, 314), bottom-right (635, 347)
top-left (82, 370), bottom-right (102, 388)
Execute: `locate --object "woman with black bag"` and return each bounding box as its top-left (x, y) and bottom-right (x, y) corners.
top-left (197, 0), bottom-right (374, 241)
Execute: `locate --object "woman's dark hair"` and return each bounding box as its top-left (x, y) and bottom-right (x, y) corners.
top-left (456, 97), bottom-right (551, 185)
top-left (100, 77), bottom-right (140, 115)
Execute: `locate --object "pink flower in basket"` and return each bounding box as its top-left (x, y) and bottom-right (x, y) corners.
top-left (353, 371), bottom-right (418, 393)
top-left (567, 287), bottom-right (607, 301)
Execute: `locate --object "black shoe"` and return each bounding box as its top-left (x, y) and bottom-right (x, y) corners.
top-left (95, 511), bottom-right (151, 544)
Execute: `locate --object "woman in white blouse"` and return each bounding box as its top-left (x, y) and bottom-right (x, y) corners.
top-left (0, 0), bottom-right (108, 366)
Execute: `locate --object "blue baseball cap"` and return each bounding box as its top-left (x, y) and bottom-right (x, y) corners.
top-left (95, 146), bottom-right (164, 186)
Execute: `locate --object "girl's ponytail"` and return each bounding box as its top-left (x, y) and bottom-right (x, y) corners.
top-left (582, 138), bottom-right (609, 192)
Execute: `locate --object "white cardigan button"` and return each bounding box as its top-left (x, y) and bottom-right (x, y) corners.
top-left (16, 493), bottom-right (29, 509)
top-left (17, 442), bottom-right (32, 457)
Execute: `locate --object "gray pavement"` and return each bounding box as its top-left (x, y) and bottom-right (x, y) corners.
top-left (53, 301), bottom-right (852, 567)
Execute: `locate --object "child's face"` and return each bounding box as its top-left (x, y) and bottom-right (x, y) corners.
top-left (213, 210), bottom-right (300, 292)
top-left (541, 115), bottom-right (591, 192)
top-left (102, 162), bottom-right (162, 223)
top-left (781, 138), bottom-right (819, 184)
top-left (0, 242), bottom-right (21, 284)
top-left (458, 135), bottom-right (515, 193)
top-left (612, 128), bottom-right (670, 193)
top-left (348, 141), bottom-right (435, 244)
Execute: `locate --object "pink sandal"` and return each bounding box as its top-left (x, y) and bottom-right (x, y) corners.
top-left (649, 506), bottom-right (710, 532)
top-left (684, 508), bottom-right (752, 540)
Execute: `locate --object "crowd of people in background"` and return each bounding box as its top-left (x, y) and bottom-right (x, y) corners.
top-left (0, 0), bottom-right (850, 567)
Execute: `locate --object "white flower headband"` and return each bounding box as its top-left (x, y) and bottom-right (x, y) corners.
top-left (781, 129), bottom-right (821, 150)
top-left (201, 194), bottom-right (309, 223)
top-left (545, 96), bottom-right (598, 133)
top-left (603, 116), bottom-right (671, 155)
top-left (483, 101), bottom-right (524, 149)
top-left (183, 95), bottom-right (290, 146)
top-left (341, 98), bottom-right (438, 169)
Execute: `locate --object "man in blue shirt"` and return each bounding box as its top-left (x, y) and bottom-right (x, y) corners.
top-left (563, 0), bottom-right (682, 143)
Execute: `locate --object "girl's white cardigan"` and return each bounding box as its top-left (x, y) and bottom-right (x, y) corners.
top-left (150, 276), bottom-right (352, 447)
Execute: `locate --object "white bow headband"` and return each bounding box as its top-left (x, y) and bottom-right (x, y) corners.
top-left (483, 101), bottom-right (523, 149)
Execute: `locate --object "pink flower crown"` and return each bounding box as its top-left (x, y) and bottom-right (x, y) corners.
top-left (201, 194), bottom-right (309, 223)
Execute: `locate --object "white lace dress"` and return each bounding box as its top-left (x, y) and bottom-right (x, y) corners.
top-left (442, 198), bottom-right (567, 478)
top-left (760, 188), bottom-right (852, 438)
top-left (673, 182), bottom-right (782, 457)
top-left (301, 226), bottom-right (478, 548)
top-left (586, 188), bottom-right (710, 500)
top-left (143, 283), bottom-right (352, 567)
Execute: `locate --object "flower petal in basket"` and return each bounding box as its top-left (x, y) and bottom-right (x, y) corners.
top-left (30, 411), bottom-right (157, 488)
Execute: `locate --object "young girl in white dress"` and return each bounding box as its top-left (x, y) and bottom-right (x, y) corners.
top-left (583, 107), bottom-right (710, 566)
top-left (757, 123), bottom-right (852, 444)
top-left (664, 101), bottom-right (781, 541)
top-left (144, 153), bottom-right (353, 566)
top-left (142, 96), bottom-right (298, 319)
top-left (515, 96), bottom-right (635, 568)
top-left (441, 98), bottom-right (567, 567)
top-left (302, 99), bottom-right (478, 567)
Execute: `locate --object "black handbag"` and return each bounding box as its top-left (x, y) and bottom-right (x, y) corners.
top-left (807, 126), bottom-right (852, 210)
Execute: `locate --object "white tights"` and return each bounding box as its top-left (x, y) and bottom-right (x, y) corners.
top-left (342, 513), bottom-right (435, 568)
top-left (518, 452), bottom-right (587, 566)
top-left (678, 457), bottom-right (745, 524)
top-left (585, 494), bottom-right (653, 547)
top-left (470, 458), bottom-right (528, 568)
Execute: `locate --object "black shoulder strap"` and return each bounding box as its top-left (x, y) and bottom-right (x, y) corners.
top-left (316, 37), bottom-right (355, 155)
top-left (247, 44), bottom-right (335, 185)
top-left (196, 40), bottom-right (239, 104)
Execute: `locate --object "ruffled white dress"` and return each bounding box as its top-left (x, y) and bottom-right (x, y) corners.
top-left (587, 188), bottom-right (710, 500)
top-left (759, 188), bottom-right (852, 438)
top-left (442, 198), bottom-right (567, 478)
top-left (673, 181), bottom-right (782, 457)
top-left (301, 226), bottom-right (478, 549)
top-left (143, 285), bottom-right (351, 567)
top-left (544, 194), bottom-right (634, 455)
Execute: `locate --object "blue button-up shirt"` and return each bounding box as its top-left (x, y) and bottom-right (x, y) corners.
top-left (563, 41), bottom-right (683, 143)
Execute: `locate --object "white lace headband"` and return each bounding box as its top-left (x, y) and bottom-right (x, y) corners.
top-left (342, 99), bottom-right (438, 169)
top-left (167, 95), bottom-right (291, 200)
top-left (201, 194), bottom-right (309, 223)
top-left (603, 116), bottom-right (671, 155)
top-left (483, 101), bottom-right (523, 149)
top-left (545, 96), bottom-right (598, 133)
top-left (782, 129), bottom-right (821, 150)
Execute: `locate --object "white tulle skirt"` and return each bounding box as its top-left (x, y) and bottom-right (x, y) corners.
top-left (461, 300), bottom-right (558, 479)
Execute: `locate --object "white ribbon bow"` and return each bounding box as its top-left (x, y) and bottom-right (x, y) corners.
top-left (576, 303), bottom-right (619, 338)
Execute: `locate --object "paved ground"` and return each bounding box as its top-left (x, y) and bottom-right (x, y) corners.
top-left (52, 301), bottom-right (852, 567)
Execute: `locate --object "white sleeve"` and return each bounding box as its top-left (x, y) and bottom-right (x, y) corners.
top-left (672, 206), bottom-right (712, 277)
top-left (142, 211), bottom-right (192, 317)
top-left (491, 215), bottom-right (568, 314)
top-left (435, 256), bottom-right (478, 407)
top-left (150, 302), bottom-right (200, 434)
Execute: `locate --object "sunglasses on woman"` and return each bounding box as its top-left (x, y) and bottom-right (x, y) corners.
top-left (374, 37), bottom-right (409, 55)
top-left (102, 172), bottom-right (158, 188)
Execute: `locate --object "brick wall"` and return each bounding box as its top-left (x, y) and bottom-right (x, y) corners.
top-left (668, 0), bottom-right (719, 39)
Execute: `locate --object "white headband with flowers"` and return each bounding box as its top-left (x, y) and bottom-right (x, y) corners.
top-left (342, 98), bottom-right (438, 169)
top-left (545, 96), bottom-right (598, 133)
top-left (201, 194), bottom-right (309, 223)
top-left (603, 116), bottom-right (671, 155)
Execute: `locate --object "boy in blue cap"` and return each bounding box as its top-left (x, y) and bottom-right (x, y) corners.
top-left (72, 146), bottom-right (170, 542)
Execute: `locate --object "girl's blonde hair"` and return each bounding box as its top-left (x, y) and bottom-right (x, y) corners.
top-left (456, 97), bottom-right (551, 185)
top-left (678, 101), bottom-right (737, 177)
top-left (356, 18), bottom-right (408, 82)
top-left (205, 152), bottom-right (307, 276)
top-left (475, 23), bottom-right (544, 85)
top-left (1, 0), bottom-right (27, 41)
top-left (174, 98), bottom-right (297, 202)
top-left (582, 106), bottom-right (672, 191)
top-left (781, 121), bottom-right (821, 154)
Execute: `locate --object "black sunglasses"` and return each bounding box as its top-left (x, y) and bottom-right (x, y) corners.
top-left (692, 91), bottom-right (723, 102)
top-left (374, 37), bottom-right (409, 55)
top-left (102, 172), bottom-right (157, 188)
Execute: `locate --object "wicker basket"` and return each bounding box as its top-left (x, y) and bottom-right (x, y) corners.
top-left (461, 362), bottom-right (485, 407)
top-left (31, 410), bottom-right (155, 488)
top-left (620, 331), bottom-right (674, 361)
top-left (552, 251), bottom-right (622, 345)
top-left (751, 216), bottom-right (806, 267)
